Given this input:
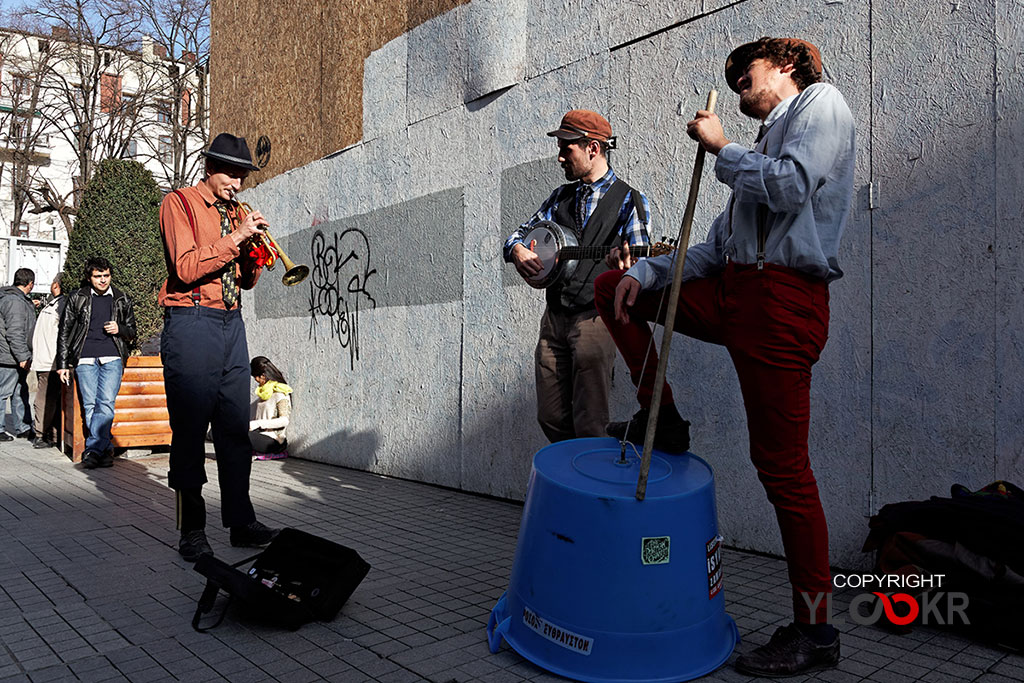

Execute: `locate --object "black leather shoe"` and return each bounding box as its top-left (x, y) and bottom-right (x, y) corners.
top-left (606, 405), bottom-right (690, 454)
top-left (32, 438), bottom-right (54, 449)
top-left (178, 529), bottom-right (213, 562)
top-left (82, 450), bottom-right (102, 469)
top-left (230, 520), bottom-right (280, 548)
top-left (735, 624), bottom-right (840, 678)
top-left (16, 429), bottom-right (34, 439)
top-left (0, 432), bottom-right (13, 442)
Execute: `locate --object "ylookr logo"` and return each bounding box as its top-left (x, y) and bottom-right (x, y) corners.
top-left (801, 574), bottom-right (970, 627)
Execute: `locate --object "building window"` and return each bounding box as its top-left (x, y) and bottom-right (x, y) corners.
top-left (158, 135), bottom-right (171, 162)
top-left (126, 139), bottom-right (137, 157)
top-left (9, 115), bottom-right (30, 147)
top-left (37, 39), bottom-right (49, 53)
top-left (11, 222), bottom-right (28, 238)
top-left (156, 103), bottom-right (171, 123)
top-left (100, 73), bottom-right (122, 113)
top-left (11, 74), bottom-right (31, 99)
top-left (104, 52), bottom-right (112, 67)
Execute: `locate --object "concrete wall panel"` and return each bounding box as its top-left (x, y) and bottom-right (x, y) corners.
top-left (233, 0), bottom-right (1024, 572)
top-left (995, 0), bottom-right (1024, 480)
top-left (871, 0), bottom-right (997, 506)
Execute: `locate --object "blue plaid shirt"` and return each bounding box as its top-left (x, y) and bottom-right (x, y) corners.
top-left (503, 168), bottom-right (651, 261)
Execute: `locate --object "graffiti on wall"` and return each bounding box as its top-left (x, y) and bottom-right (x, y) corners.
top-left (308, 228), bottom-right (377, 370)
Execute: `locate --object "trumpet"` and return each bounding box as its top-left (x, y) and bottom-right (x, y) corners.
top-left (237, 202), bottom-right (309, 286)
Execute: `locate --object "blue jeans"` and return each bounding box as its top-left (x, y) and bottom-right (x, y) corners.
top-left (75, 359), bottom-right (124, 454)
top-left (0, 364), bottom-right (31, 436)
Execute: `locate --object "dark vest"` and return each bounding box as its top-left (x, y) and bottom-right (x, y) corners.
top-left (546, 179), bottom-right (645, 313)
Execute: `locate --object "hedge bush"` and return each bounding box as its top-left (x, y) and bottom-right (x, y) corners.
top-left (62, 159), bottom-right (166, 352)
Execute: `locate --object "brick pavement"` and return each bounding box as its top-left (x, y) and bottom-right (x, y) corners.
top-left (0, 439), bottom-right (1020, 682)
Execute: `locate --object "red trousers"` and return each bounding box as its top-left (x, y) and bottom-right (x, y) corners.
top-left (594, 263), bottom-right (832, 624)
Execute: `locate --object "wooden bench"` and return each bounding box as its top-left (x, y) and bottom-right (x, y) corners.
top-left (62, 355), bottom-right (171, 462)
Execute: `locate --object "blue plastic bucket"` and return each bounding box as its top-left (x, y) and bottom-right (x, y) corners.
top-left (488, 437), bottom-right (738, 682)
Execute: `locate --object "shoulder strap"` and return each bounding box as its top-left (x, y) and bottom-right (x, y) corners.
top-left (628, 185), bottom-right (647, 225)
top-left (171, 189), bottom-right (202, 306)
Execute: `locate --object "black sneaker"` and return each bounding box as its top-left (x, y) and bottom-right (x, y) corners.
top-left (0, 432), bottom-right (13, 442)
top-left (16, 429), bottom-right (34, 440)
top-left (230, 521), bottom-right (280, 548)
top-left (178, 529), bottom-right (213, 562)
top-left (32, 438), bottom-right (54, 449)
top-left (606, 405), bottom-right (690, 454)
top-left (735, 624), bottom-right (840, 678)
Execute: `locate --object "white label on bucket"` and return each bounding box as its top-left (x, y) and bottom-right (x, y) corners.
top-left (522, 607), bottom-right (593, 656)
top-left (641, 536), bottom-right (671, 565)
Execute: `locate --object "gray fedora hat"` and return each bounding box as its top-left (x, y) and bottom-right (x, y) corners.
top-left (201, 133), bottom-right (260, 172)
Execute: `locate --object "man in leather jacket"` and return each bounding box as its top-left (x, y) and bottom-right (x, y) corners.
top-left (57, 257), bottom-right (137, 469)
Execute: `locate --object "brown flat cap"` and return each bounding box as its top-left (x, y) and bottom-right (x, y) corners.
top-left (725, 38), bottom-right (823, 93)
top-left (547, 110), bottom-right (613, 143)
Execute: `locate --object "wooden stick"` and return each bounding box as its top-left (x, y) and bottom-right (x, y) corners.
top-left (636, 89), bottom-right (718, 501)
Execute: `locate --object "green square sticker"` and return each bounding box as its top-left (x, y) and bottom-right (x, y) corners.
top-left (641, 536), bottom-right (670, 565)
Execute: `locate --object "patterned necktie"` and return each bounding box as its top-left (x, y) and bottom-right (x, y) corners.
top-left (215, 202), bottom-right (239, 308)
top-left (576, 184), bottom-right (593, 235)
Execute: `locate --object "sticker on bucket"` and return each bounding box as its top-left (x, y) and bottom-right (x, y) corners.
top-left (707, 535), bottom-right (723, 599)
top-left (641, 536), bottom-right (671, 565)
top-left (522, 607), bottom-right (593, 655)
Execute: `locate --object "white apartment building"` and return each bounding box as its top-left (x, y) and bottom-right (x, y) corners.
top-left (0, 26), bottom-right (208, 286)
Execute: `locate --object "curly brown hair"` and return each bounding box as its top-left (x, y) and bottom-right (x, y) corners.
top-left (726, 37), bottom-right (823, 92)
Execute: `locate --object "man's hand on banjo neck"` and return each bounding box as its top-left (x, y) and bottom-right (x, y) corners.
top-left (605, 244), bottom-right (637, 270)
top-left (512, 241), bottom-right (544, 280)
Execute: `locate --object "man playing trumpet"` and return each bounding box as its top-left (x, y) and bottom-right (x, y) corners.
top-left (159, 132), bottom-right (279, 562)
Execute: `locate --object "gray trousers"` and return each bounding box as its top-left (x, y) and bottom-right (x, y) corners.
top-left (0, 365), bottom-right (31, 436)
top-left (534, 306), bottom-right (616, 442)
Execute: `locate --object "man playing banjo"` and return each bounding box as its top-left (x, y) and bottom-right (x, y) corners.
top-left (503, 110), bottom-right (665, 444)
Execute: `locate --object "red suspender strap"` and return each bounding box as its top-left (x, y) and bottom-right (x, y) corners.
top-left (171, 189), bottom-right (202, 306)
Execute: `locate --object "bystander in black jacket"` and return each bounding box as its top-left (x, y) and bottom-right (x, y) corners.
top-left (56, 287), bottom-right (137, 369)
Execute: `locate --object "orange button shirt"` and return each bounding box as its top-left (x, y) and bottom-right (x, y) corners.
top-left (158, 182), bottom-right (262, 309)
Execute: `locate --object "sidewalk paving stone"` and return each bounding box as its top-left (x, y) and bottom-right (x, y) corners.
top-left (0, 441), bottom-right (1020, 682)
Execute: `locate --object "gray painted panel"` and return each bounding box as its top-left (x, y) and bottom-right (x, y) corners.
top-left (363, 34), bottom-right (408, 142)
top-left (253, 188), bottom-right (465, 319)
top-left (466, 0), bottom-right (527, 101)
top-left (408, 7), bottom-right (467, 124)
top-left (995, 0), bottom-right (1024, 481)
top-left (871, 0), bottom-right (997, 506)
top-left (499, 158), bottom-right (570, 288)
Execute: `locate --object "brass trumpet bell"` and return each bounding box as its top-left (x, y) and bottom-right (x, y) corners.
top-left (238, 202), bottom-right (310, 286)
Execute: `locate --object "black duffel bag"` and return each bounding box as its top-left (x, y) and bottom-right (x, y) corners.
top-left (192, 528), bottom-right (371, 632)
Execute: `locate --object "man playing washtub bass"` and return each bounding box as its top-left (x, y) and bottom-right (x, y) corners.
top-left (159, 133), bottom-right (280, 562)
top-left (503, 110), bottom-right (671, 445)
top-left (596, 38), bottom-right (855, 676)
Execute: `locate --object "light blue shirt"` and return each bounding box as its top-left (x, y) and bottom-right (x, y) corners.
top-left (627, 82), bottom-right (855, 290)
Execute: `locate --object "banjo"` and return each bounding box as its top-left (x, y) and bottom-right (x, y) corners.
top-left (520, 220), bottom-right (675, 289)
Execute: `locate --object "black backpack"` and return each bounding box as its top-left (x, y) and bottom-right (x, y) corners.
top-left (863, 481), bottom-right (1024, 650)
